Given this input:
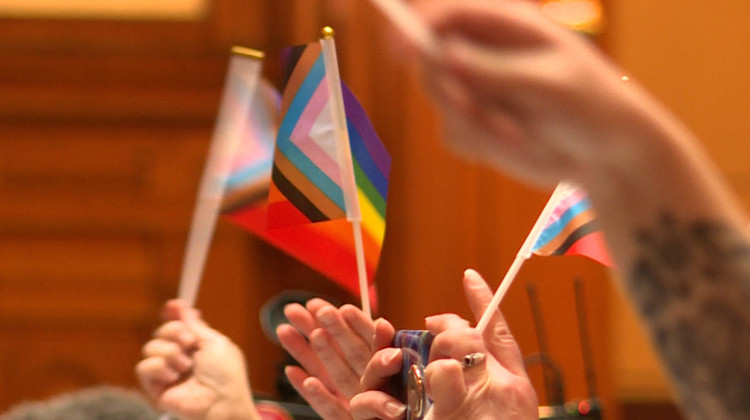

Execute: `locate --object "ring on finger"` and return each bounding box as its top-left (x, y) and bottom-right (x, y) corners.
top-left (461, 352), bottom-right (486, 369)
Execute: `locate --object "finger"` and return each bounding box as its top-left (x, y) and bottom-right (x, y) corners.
top-left (416, 0), bottom-right (552, 49)
top-left (429, 327), bottom-right (485, 362)
top-left (316, 306), bottom-right (372, 375)
top-left (277, 324), bottom-right (337, 392)
top-left (181, 306), bottom-right (226, 343)
top-left (309, 328), bottom-right (361, 398)
top-left (161, 299), bottom-right (186, 321)
top-left (284, 303), bottom-right (318, 337)
top-left (350, 391), bottom-right (406, 420)
top-left (153, 320), bottom-right (198, 349)
top-left (305, 297), bottom-right (335, 316)
top-left (340, 304), bottom-right (376, 345)
top-left (141, 339), bottom-right (194, 372)
top-left (360, 348), bottom-right (403, 391)
top-left (428, 328), bottom-right (489, 388)
top-left (423, 359), bottom-right (467, 416)
top-left (440, 35), bottom-right (546, 101)
top-left (424, 313), bottom-right (471, 334)
top-left (372, 318), bottom-right (396, 352)
top-left (463, 268), bottom-right (527, 376)
top-left (295, 373), bottom-right (352, 420)
top-left (135, 357), bottom-right (180, 399)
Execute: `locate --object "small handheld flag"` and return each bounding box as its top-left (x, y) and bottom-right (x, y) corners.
top-left (228, 30), bottom-right (390, 317)
top-left (475, 181), bottom-right (612, 332)
top-left (265, 29), bottom-right (390, 318)
top-left (177, 46), bottom-right (266, 307)
top-left (531, 183), bottom-right (612, 267)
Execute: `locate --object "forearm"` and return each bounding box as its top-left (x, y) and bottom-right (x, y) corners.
top-left (580, 108), bottom-right (750, 420)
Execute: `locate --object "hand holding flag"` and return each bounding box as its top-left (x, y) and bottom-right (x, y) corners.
top-left (177, 47), bottom-right (267, 307)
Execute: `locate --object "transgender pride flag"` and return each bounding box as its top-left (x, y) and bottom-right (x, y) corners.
top-left (531, 183), bottom-right (612, 266)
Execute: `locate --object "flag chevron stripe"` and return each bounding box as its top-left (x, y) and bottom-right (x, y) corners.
top-left (272, 152), bottom-right (346, 221)
top-left (280, 44), bottom-right (323, 118)
top-left (271, 163), bottom-right (327, 223)
top-left (534, 209), bottom-right (594, 255)
top-left (278, 55), bottom-right (326, 139)
top-left (275, 136), bottom-right (346, 211)
top-left (530, 182), bottom-right (613, 267)
top-left (288, 81), bottom-right (342, 183)
top-left (279, 55), bottom-right (326, 137)
top-left (281, 45), bottom-right (305, 89)
top-left (533, 196), bottom-right (590, 251)
top-left (549, 220), bottom-right (601, 255)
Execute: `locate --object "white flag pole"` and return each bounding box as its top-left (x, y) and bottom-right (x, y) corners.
top-left (176, 47), bottom-right (264, 307)
top-left (320, 27), bottom-right (372, 319)
top-left (475, 181), bottom-right (569, 333)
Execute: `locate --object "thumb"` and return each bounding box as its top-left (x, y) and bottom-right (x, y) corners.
top-left (180, 306), bottom-right (224, 343)
top-left (424, 359), bottom-right (466, 417)
top-left (463, 269), bottom-right (526, 377)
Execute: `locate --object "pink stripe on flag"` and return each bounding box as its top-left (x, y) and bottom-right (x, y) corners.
top-left (544, 188), bottom-right (585, 227)
top-left (289, 79), bottom-right (342, 186)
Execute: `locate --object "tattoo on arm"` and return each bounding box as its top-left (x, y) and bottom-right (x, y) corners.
top-left (630, 213), bottom-right (750, 420)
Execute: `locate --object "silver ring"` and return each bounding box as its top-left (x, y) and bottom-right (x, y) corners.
top-left (461, 352), bottom-right (486, 369)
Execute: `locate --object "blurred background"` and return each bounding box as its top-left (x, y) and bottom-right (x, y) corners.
top-left (2, 1), bottom-right (750, 419)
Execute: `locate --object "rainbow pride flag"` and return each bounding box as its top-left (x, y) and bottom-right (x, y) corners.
top-left (531, 183), bottom-right (612, 266)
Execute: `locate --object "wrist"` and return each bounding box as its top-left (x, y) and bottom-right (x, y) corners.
top-left (209, 394), bottom-right (259, 420)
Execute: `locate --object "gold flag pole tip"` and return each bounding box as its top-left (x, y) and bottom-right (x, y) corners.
top-left (231, 46), bottom-right (265, 59)
top-left (321, 26), bottom-right (335, 38)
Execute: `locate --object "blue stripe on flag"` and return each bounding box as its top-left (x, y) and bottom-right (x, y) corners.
top-left (532, 197), bottom-right (590, 251)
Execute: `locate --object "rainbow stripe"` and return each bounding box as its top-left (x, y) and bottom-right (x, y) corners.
top-left (532, 185), bottom-right (612, 266)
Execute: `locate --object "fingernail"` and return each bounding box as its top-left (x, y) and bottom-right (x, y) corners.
top-left (371, 318), bottom-right (382, 343)
top-left (386, 401), bottom-right (406, 417)
top-left (310, 332), bottom-right (328, 351)
top-left (385, 348), bottom-right (401, 363)
top-left (316, 308), bottom-right (335, 326)
top-left (464, 268), bottom-right (481, 284)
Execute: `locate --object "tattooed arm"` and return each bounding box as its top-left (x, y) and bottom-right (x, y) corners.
top-left (390, 0), bottom-right (750, 418)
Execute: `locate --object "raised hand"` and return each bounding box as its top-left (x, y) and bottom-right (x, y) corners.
top-left (136, 300), bottom-right (257, 420)
top-left (277, 298), bottom-right (376, 420)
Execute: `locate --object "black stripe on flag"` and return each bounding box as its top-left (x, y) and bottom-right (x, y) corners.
top-left (281, 44), bottom-right (308, 91)
top-left (553, 220), bottom-right (600, 255)
top-left (271, 164), bottom-right (329, 223)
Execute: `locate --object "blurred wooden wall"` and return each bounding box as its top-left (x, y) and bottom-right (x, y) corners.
top-left (0, 1), bottom-right (658, 419)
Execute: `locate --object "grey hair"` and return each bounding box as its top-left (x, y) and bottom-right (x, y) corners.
top-left (0, 386), bottom-right (159, 420)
